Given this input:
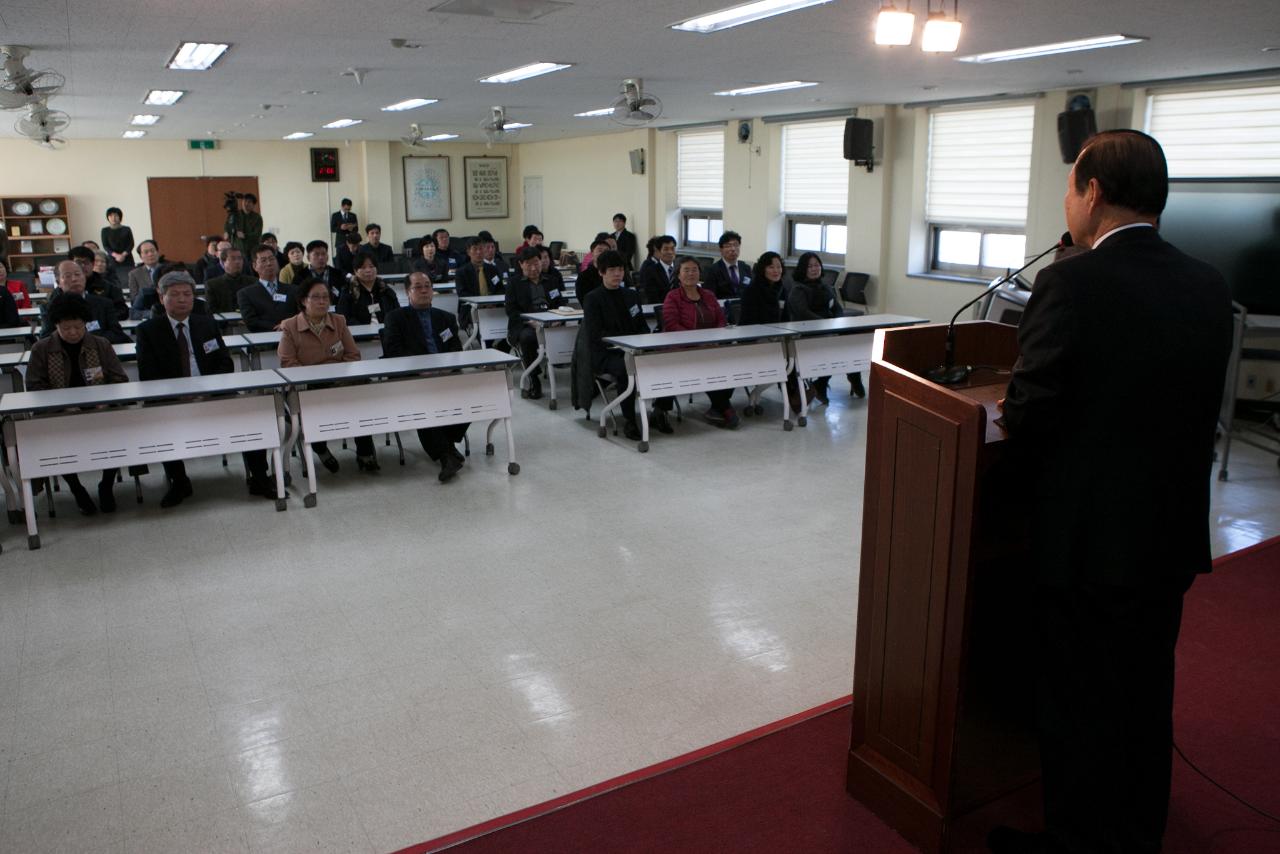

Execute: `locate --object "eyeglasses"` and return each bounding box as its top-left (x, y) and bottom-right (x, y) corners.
top-left (407, 285), bottom-right (434, 292)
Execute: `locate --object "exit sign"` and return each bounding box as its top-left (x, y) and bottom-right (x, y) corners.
top-left (188, 139), bottom-right (217, 150)
top-left (311, 148), bottom-right (339, 182)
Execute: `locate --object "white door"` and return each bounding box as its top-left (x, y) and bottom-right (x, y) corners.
top-left (522, 176), bottom-right (543, 229)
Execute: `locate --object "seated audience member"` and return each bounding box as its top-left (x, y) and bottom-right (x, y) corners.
top-left (433, 228), bottom-right (465, 268)
top-left (536, 245), bottom-right (565, 293)
top-left (133, 262), bottom-right (210, 319)
top-left (261, 233), bottom-right (288, 269)
top-left (739, 252), bottom-right (785, 325)
top-left (361, 223), bottom-right (395, 265)
top-left (412, 236), bottom-right (449, 282)
top-left (337, 252), bottom-right (399, 325)
top-left (82, 240), bottom-right (101, 252)
top-left (663, 257), bottom-right (738, 428)
top-left (41, 260), bottom-right (129, 343)
top-left (515, 225), bottom-right (541, 255)
top-left (0, 257), bottom-right (29, 316)
top-left (69, 245), bottom-right (128, 319)
top-left (136, 271), bottom-right (273, 505)
top-left (506, 246), bottom-right (568, 399)
top-left (193, 237), bottom-right (223, 283)
top-left (204, 246), bottom-right (256, 313)
top-left (479, 232), bottom-right (509, 278)
top-left (582, 250), bottom-right (649, 440)
top-left (126, 239), bottom-right (164, 297)
top-left (237, 244), bottom-right (298, 332)
top-left (787, 251), bottom-right (851, 404)
top-left (303, 240), bottom-right (346, 300)
top-left (279, 279), bottom-right (378, 473)
top-left (277, 241), bottom-right (309, 285)
top-left (574, 239), bottom-right (611, 303)
top-left (705, 231), bottom-right (752, 299)
top-left (92, 250), bottom-right (111, 281)
top-left (456, 238), bottom-right (504, 298)
top-left (25, 297), bottom-right (129, 514)
top-left (336, 231), bottom-right (363, 274)
top-left (580, 234), bottom-right (609, 272)
top-left (382, 272), bottom-right (470, 482)
top-left (612, 214), bottom-right (637, 270)
top-left (638, 235), bottom-right (677, 305)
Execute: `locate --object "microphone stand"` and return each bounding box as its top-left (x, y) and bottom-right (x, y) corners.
top-left (925, 239), bottom-right (1063, 385)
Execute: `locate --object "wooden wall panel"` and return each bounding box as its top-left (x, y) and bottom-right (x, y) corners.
top-left (146, 176), bottom-right (259, 264)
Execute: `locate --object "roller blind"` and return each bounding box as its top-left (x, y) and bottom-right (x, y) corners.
top-left (925, 103), bottom-right (1034, 227)
top-left (677, 129), bottom-right (724, 209)
top-left (781, 120), bottom-right (849, 216)
top-left (1147, 84), bottom-right (1280, 178)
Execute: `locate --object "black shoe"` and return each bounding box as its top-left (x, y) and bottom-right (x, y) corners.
top-left (723, 407), bottom-right (741, 430)
top-left (987, 826), bottom-right (1053, 854)
top-left (317, 449), bottom-right (340, 473)
top-left (159, 479), bottom-right (193, 509)
top-left (247, 475), bottom-right (276, 498)
top-left (814, 385), bottom-right (830, 406)
top-left (97, 481), bottom-right (116, 514)
top-left (356, 455), bottom-right (380, 473)
top-left (850, 373), bottom-right (866, 398)
top-left (651, 408), bottom-right (673, 434)
top-left (69, 484), bottom-right (98, 516)
top-left (438, 452), bottom-right (464, 483)
top-left (624, 419), bottom-right (643, 441)
top-left (704, 408), bottom-right (726, 425)
top-left (527, 379), bottom-right (543, 400)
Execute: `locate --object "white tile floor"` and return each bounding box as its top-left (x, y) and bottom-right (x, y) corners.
top-left (1, 380), bottom-right (1277, 853)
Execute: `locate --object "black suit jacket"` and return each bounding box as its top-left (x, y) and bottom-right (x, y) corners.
top-left (205, 273), bottom-right (256, 313)
top-left (411, 255), bottom-right (450, 283)
top-left (705, 259), bottom-right (752, 299)
top-left (455, 262), bottom-right (506, 297)
top-left (1002, 226), bottom-right (1233, 588)
top-left (361, 242), bottom-right (395, 265)
top-left (505, 275), bottom-right (568, 340)
top-left (382, 306), bottom-right (463, 357)
top-left (40, 291), bottom-right (130, 344)
top-left (330, 210), bottom-right (358, 238)
top-left (615, 229), bottom-right (638, 270)
top-left (582, 286), bottom-right (649, 374)
top-left (135, 313), bottom-right (234, 380)
top-left (236, 281), bottom-right (299, 332)
top-left (637, 258), bottom-right (674, 305)
top-left (739, 280), bottom-right (782, 325)
top-left (0, 286), bottom-right (19, 327)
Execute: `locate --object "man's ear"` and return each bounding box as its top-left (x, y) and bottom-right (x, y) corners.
top-left (1085, 177), bottom-right (1105, 214)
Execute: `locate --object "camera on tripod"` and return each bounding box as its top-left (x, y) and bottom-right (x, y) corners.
top-left (223, 191), bottom-right (243, 212)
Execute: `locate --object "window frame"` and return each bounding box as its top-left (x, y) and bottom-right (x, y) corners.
top-left (927, 223), bottom-right (1027, 279)
top-left (786, 214), bottom-right (847, 266)
top-left (682, 209), bottom-right (724, 251)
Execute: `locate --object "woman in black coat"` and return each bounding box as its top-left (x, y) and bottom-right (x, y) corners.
top-left (786, 251), bottom-right (844, 405)
top-left (739, 251), bottom-right (785, 325)
top-left (336, 252), bottom-right (399, 325)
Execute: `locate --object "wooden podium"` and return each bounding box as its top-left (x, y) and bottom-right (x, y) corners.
top-left (847, 321), bottom-right (1040, 853)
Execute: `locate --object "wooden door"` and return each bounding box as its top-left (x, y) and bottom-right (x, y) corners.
top-left (147, 177), bottom-right (259, 264)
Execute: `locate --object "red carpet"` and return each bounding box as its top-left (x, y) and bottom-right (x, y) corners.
top-left (399, 537), bottom-right (1280, 854)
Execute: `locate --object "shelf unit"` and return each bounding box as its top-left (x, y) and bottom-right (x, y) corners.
top-left (1, 195), bottom-right (73, 273)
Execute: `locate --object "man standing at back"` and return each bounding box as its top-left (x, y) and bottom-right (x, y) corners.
top-left (330, 198), bottom-right (358, 247)
top-left (612, 213), bottom-right (637, 271)
top-left (992, 130), bottom-right (1233, 854)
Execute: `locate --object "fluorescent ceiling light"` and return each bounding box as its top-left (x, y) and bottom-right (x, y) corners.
top-left (921, 15), bottom-right (962, 52)
top-left (478, 62), bottom-right (572, 83)
top-left (713, 80), bottom-right (818, 96)
top-left (503, 122), bottom-right (533, 129)
top-left (874, 6), bottom-right (915, 46)
top-left (382, 98), bottom-right (439, 111)
top-left (166, 42), bottom-right (229, 71)
top-left (283, 132), bottom-right (314, 140)
top-left (672, 0), bottom-right (834, 33)
top-left (122, 130), bottom-right (146, 139)
top-left (322, 118), bottom-right (362, 128)
top-left (574, 107), bottom-right (615, 117)
top-left (131, 114), bottom-right (161, 125)
top-left (424, 133), bottom-right (459, 141)
top-left (957, 34), bottom-right (1147, 63)
top-left (144, 89), bottom-right (185, 106)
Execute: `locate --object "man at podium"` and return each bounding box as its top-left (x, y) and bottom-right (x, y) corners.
top-left (995, 131), bottom-right (1233, 854)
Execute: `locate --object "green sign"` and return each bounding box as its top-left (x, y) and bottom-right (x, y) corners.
top-left (188, 139), bottom-right (217, 150)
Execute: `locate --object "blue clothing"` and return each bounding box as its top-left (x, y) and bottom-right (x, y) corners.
top-left (414, 308), bottom-right (439, 353)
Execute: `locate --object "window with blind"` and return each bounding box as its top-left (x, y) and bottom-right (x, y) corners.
top-left (1146, 84), bottom-right (1280, 178)
top-left (926, 102), bottom-right (1034, 277)
top-left (677, 128), bottom-right (725, 248)
top-left (782, 120), bottom-right (849, 263)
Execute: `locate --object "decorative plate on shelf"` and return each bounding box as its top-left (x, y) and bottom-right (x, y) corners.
top-left (10, 201), bottom-right (33, 216)
top-left (45, 218), bottom-right (67, 235)
top-left (38, 199), bottom-right (60, 215)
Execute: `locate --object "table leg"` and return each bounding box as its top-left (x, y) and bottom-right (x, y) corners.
top-left (782, 345), bottom-right (797, 431)
top-left (520, 324), bottom-right (547, 398)
top-left (1, 420), bottom-right (20, 524)
top-left (302, 440), bottom-right (318, 508)
top-left (598, 360), bottom-right (636, 435)
top-left (504, 418), bottom-right (520, 475)
top-left (632, 355), bottom-right (649, 452)
top-left (271, 448), bottom-right (287, 511)
top-left (485, 419), bottom-right (498, 456)
top-left (21, 477), bottom-right (39, 549)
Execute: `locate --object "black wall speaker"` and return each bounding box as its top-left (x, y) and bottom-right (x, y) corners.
top-left (844, 117), bottom-right (874, 163)
top-left (1057, 108), bottom-right (1098, 163)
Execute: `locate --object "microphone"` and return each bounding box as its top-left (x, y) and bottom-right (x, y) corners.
top-left (925, 236), bottom-right (1068, 385)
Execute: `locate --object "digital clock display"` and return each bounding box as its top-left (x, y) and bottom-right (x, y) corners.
top-left (310, 148), bottom-right (339, 182)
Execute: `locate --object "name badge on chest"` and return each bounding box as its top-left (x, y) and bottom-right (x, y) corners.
top-left (86, 320), bottom-right (101, 332)
top-left (272, 292), bottom-right (288, 303)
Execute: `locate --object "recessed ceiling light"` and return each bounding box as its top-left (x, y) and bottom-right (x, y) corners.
top-left (424, 133), bottom-right (459, 141)
top-left (503, 122), bottom-right (533, 129)
top-left (672, 0), bottom-right (834, 33)
top-left (143, 89), bottom-right (185, 106)
top-left (131, 114), bottom-right (161, 125)
top-left (478, 62), bottom-right (573, 83)
top-left (713, 81), bottom-right (818, 96)
top-left (322, 118), bottom-right (363, 129)
top-left (300, 89), bottom-right (320, 95)
top-left (283, 132), bottom-right (314, 140)
top-left (574, 107), bottom-right (615, 117)
top-left (166, 42), bottom-right (229, 71)
top-left (956, 34), bottom-right (1147, 63)
top-left (1263, 46), bottom-right (1280, 53)
top-left (122, 130), bottom-right (146, 139)
top-left (382, 98), bottom-right (439, 112)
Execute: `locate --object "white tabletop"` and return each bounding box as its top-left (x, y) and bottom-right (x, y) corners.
top-left (603, 325), bottom-right (795, 352)
top-left (0, 326), bottom-right (35, 342)
top-left (19, 308), bottom-right (40, 319)
top-left (276, 349), bottom-right (519, 384)
top-left (0, 352), bottom-right (24, 369)
top-left (766, 315), bottom-right (929, 336)
top-left (1244, 313), bottom-right (1280, 334)
top-left (215, 311), bottom-right (243, 323)
top-left (521, 311), bottom-right (583, 324)
top-left (236, 323), bottom-right (382, 349)
top-left (460, 295), bottom-right (507, 306)
top-left (0, 369), bottom-right (288, 415)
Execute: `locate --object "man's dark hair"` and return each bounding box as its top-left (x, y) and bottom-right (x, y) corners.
top-left (105, 206), bottom-right (123, 219)
top-left (68, 245), bottom-right (95, 263)
top-left (137, 239), bottom-right (159, 254)
top-left (352, 250), bottom-right (378, 271)
top-left (48, 295), bottom-right (94, 326)
top-left (1072, 129), bottom-right (1168, 217)
top-left (522, 225), bottom-right (540, 239)
top-left (477, 230), bottom-right (495, 241)
top-left (262, 233), bottom-right (278, 243)
top-left (612, 213), bottom-right (626, 224)
top-left (517, 246), bottom-right (542, 263)
top-left (467, 238), bottom-right (484, 252)
top-left (251, 244), bottom-right (276, 261)
top-left (654, 235), bottom-right (676, 250)
top-left (432, 228), bottom-right (450, 238)
top-left (366, 223), bottom-right (381, 234)
top-left (220, 246), bottom-right (243, 263)
top-left (718, 230), bottom-right (742, 248)
top-left (590, 238), bottom-right (610, 251)
top-left (243, 193), bottom-right (258, 203)
top-left (344, 232), bottom-right (362, 246)
top-left (596, 249), bottom-right (625, 272)
top-left (305, 240), bottom-right (328, 254)
top-left (340, 197), bottom-right (353, 206)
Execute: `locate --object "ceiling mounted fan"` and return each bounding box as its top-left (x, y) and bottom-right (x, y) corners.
top-left (0, 45), bottom-right (66, 109)
top-left (610, 78), bottom-right (662, 126)
top-left (479, 106), bottom-right (523, 146)
top-left (15, 101), bottom-right (71, 139)
top-left (401, 123), bottom-right (429, 147)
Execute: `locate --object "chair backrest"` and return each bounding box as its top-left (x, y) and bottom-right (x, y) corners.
top-left (402, 237), bottom-right (423, 259)
top-left (548, 240), bottom-right (565, 261)
top-left (841, 272), bottom-right (870, 305)
top-left (698, 258), bottom-right (715, 284)
top-left (819, 268), bottom-right (838, 289)
top-left (9, 270), bottom-right (35, 289)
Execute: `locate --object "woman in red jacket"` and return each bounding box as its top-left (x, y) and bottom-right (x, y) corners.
top-left (0, 258), bottom-right (32, 310)
top-left (662, 256), bottom-right (739, 429)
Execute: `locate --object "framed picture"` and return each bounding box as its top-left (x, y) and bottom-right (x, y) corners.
top-left (403, 155), bottom-right (451, 222)
top-left (464, 156), bottom-right (508, 219)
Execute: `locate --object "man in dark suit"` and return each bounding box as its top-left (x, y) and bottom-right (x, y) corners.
top-left (360, 223), bottom-right (395, 265)
top-left (992, 130), bottom-right (1233, 854)
top-left (69, 245), bottom-right (129, 319)
top-left (41, 260), bottom-right (130, 343)
top-left (432, 228), bottom-right (465, 270)
top-left (612, 213), bottom-right (638, 271)
top-left (204, 246), bottom-right (256, 313)
top-left (479, 232), bottom-right (509, 279)
top-left (335, 231), bottom-right (363, 275)
top-left (637, 234), bottom-right (676, 305)
top-left (236, 244), bottom-right (298, 332)
top-left (704, 230), bottom-right (752, 299)
top-left (455, 238), bottom-right (505, 298)
top-left (126, 239), bottom-right (164, 299)
top-left (135, 272), bottom-right (275, 506)
top-left (330, 198), bottom-right (358, 247)
top-left (382, 272), bottom-right (470, 482)
top-left (303, 240), bottom-right (347, 301)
